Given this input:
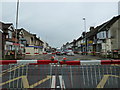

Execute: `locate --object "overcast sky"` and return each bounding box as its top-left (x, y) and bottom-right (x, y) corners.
top-left (1, 1), bottom-right (119, 48)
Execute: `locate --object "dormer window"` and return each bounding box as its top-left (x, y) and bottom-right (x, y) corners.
top-left (8, 31), bottom-right (12, 38)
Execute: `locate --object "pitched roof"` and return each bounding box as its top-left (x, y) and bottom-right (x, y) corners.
top-left (76, 36), bottom-right (83, 41)
top-left (98, 15), bottom-right (120, 32)
top-left (86, 23), bottom-right (107, 38)
top-left (17, 28), bottom-right (33, 36)
top-left (86, 15), bottom-right (120, 38)
top-left (0, 21), bottom-right (13, 30)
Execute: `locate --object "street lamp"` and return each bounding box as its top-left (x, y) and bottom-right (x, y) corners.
top-left (83, 18), bottom-right (87, 55)
top-left (15, 0), bottom-right (20, 59)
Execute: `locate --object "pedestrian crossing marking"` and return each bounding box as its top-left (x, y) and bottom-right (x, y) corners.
top-left (97, 75), bottom-right (120, 88)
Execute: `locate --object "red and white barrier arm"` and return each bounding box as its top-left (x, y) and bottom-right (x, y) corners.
top-left (26, 52), bottom-right (30, 54)
top-left (59, 60), bottom-right (120, 65)
top-left (80, 52), bottom-right (101, 54)
top-left (43, 53), bottom-right (48, 54)
top-left (0, 60), bottom-right (58, 65)
top-left (34, 53), bottom-right (39, 54)
top-left (0, 60), bottom-right (120, 65)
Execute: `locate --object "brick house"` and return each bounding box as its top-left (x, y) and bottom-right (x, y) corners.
top-left (0, 22), bottom-right (15, 59)
top-left (0, 21), bottom-right (25, 59)
top-left (17, 28), bottom-right (44, 55)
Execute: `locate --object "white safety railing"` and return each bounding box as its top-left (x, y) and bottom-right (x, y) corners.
top-left (0, 59), bottom-right (120, 89)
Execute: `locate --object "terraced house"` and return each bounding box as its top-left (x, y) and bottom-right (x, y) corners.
top-left (62, 15), bottom-right (120, 58)
top-left (0, 22), bottom-right (25, 59)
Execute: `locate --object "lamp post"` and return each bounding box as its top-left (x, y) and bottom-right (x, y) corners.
top-left (83, 18), bottom-right (87, 55)
top-left (15, 0), bottom-right (19, 59)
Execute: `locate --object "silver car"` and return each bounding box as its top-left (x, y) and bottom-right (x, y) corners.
top-left (66, 50), bottom-right (74, 56)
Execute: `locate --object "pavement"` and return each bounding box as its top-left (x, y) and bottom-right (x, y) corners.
top-left (0, 54), bottom-right (120, 89)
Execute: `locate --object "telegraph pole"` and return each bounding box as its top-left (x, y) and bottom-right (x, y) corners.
top-left (15, 0), bottom-right (19, 59)
top-left (83, 18), bottom-right (87, 55)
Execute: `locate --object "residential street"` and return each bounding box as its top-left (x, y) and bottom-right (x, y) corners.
top-left (1, 1), bottom-right (120, 89)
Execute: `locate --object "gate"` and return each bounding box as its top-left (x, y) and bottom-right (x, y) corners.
top-left (0, 60), bottom-right (120, 89)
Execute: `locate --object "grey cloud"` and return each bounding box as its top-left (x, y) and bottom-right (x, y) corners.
top-left (2, 2), bottom-right (118, 47)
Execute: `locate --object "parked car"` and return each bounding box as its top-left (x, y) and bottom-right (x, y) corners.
top-left (62, 50), bottom-right (68, 55)
top-left (65, 50), bottom-right (74, 56)
top-left (73, 51), bottom-right (79, 54)
top-left (56, 49), bottom-right (63, 55)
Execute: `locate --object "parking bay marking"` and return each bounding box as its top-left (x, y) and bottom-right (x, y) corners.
top-left (97, 75), bottom-right (120, 88)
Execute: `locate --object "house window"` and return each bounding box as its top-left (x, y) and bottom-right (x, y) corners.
top-left (6, 35), bottom-right (8, 39)
top-left (97, 31), bottom-right (106, 39)
top-left (12, 45), bottom-right (15, 50)
top-left (6, 45), bottom-right (11, 50)
top-left (102, 32), bottom-right (104, 38)
top-left (108, 30), bottom-right (111, 38)
top-left (8, 31), bottom-right (12, 38)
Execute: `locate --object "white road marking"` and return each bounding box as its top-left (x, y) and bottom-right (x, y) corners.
top-left (51, 65), bottom-right (61, 67)
top-left (51, 75), bottom-right (56, 88)
top-left (59, 75), bottom-right (65, 88)
top-left (57, 86), bottom-right (60, 88)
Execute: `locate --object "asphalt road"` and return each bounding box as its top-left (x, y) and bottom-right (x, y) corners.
top-left (1, 54), bottom-right (120, 89)
top-left (24, 54), bottom-right (104, 61)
